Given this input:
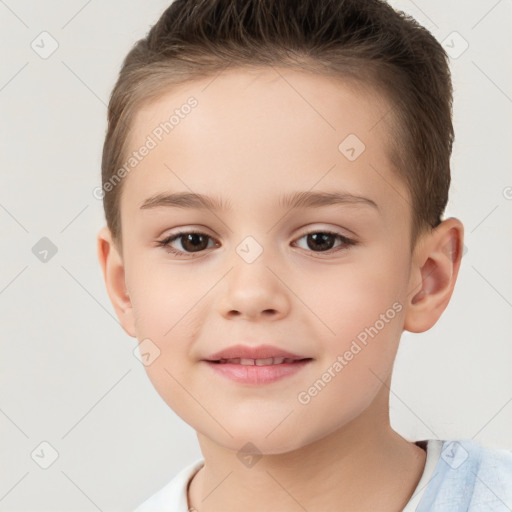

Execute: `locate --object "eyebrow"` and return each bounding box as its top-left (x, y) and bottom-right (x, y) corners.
top-left (139, 190), bottom-right (378, 212)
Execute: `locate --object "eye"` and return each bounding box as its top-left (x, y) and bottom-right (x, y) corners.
top-left (156, 228), bottom-right (357, 258)
top-left (156, 230), bottom-right (218, 257)
top-left (292, 230), bottom-right (356, 256)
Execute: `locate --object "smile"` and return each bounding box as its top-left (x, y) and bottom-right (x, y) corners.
top-left (204, 358), bottom-right (313, 385)
top-left (215, 357), bottom-right (307, 365)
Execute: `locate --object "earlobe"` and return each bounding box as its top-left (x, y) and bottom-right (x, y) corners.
top-left (404, 218), bottom-right (464, 333)
top-left (96, 226), bottom-right (137, 338)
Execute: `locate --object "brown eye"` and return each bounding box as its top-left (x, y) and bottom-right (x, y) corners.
top-left (305, 232), bottom-right (336, 251)
top-left (293, 230), bottom-right (356, 255)
top-left (178, 233), bottom-right (210, 252)
top-left (157, 231), bottom-right (217, 256)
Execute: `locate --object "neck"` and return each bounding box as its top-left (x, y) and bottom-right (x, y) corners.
top-left (187, 385), bottom-right (427, 512)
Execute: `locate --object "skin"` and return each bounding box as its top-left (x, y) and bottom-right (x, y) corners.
top-left (97, 67), bottom-right (464, 512)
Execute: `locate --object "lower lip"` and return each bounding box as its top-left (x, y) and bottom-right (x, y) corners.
top-left (203, 359), bottom-right (312, 385)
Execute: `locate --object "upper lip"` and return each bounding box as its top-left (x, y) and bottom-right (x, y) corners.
top-left (204, 344), bottom-right (309, 361)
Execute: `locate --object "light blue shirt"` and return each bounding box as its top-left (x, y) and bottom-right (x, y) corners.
top-left (417, 439), bottom-right (512, 511)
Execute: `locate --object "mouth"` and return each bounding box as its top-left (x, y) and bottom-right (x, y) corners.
top-left (204, 343), bottom-right (311, 363)
top-left (202, 344), bottom-right (313, 384)
top-left (209, 357), bottom-right (313, 365)
top-left (202, 345), bottom-right (314, 384)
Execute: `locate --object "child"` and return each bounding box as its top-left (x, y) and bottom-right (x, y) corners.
top-left (96, 0), bottom-right (512, 510)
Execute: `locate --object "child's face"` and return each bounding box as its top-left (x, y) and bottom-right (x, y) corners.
top-left (113, 68), bottom-right (419, 452)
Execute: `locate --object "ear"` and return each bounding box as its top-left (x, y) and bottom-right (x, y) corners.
top-left (96, 226), bottom-right (136, 338)
top-left (404, 217), bottom-right (464, 333)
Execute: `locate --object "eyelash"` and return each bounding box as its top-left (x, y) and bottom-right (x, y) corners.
top-left (156, 229), bottom-right (357, 258)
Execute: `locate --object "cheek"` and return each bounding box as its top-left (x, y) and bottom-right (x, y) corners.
top-left (126, 258), bottom-right (215, 381)
top-left (127, 257), bottom-right (207, 335)
top-left (298, 252), bottom-right (408, 408)
top-left (303, 253), bottom-right (407, 344)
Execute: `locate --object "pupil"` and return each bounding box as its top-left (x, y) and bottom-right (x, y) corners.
top-left (183, 233), bottom-right (208, 252)
top-left (308, 233), bottom-right (334, 251)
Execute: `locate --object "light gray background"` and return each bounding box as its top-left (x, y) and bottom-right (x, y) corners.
top-left (1, 0), bottom-right (511, 510)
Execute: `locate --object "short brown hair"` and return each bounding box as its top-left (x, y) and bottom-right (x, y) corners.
top-left (101, 0), bottom-right (454, 254)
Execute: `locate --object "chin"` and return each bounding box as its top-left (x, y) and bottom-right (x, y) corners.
top-left (204, 420), bottom-right (314, 456)
top-left (220, 434), bottom-right (304, 456)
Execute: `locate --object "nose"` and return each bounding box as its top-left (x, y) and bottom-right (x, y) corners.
top-left (217, 258), bottom-right (291, 321)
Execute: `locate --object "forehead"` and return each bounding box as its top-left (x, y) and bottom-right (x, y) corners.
top-left (121, 66), bottom-right (406, 219)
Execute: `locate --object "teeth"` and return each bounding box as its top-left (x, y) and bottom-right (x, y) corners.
top-left (253, 358), bottom-right (270, 366)
top-left (218, 357), bottom-right (294, 365)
